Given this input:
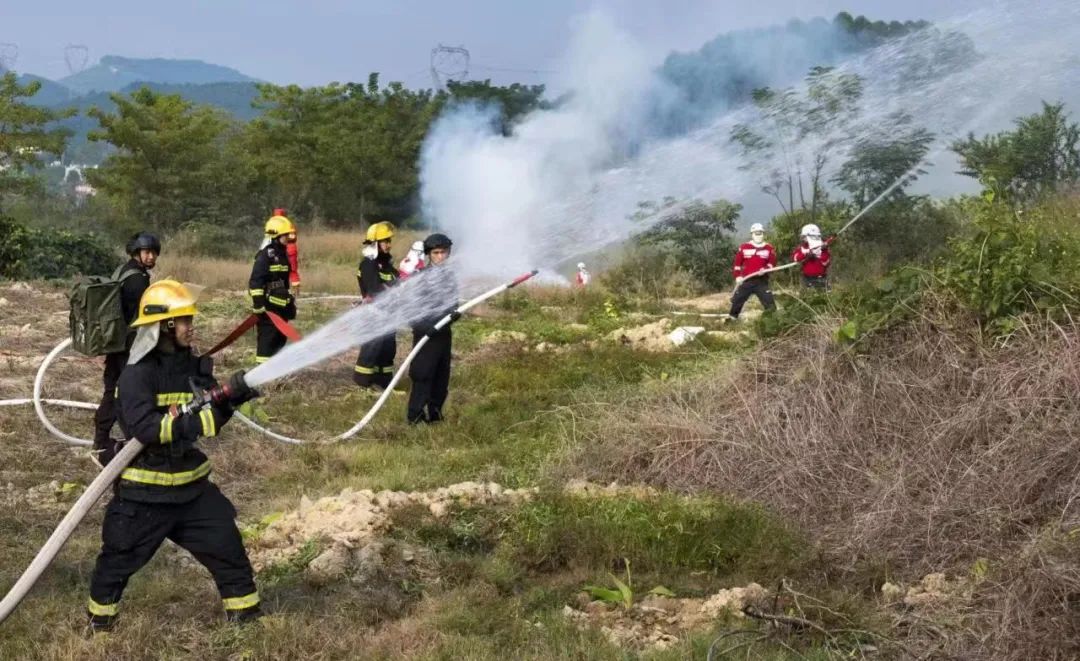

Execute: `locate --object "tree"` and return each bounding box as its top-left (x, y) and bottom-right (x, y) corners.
top-left (952, 102), bottom-right (1080, 203)
top-left (246, 74), bottom-right (442, 224)
top-left (0, 72), bottom-right (74, 208)
top-left (731, 66), bottom-right (862, 220)
top-left (833, 111), bottom-right (934, 208)
top-left (444, 79), bottom-right (549, 135)
top-left (86, 87), bottom-right (242, 231)
top-left (634, 198), bottom-right (741, 289)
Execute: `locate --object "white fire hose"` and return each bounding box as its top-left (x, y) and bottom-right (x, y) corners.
top-left (0, 270), bottom-right (536, 625)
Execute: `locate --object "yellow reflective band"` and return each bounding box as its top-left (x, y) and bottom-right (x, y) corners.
top-left (354, 365), bottom-right (376, 374)
top-left (159, 413), bottom-right (174, 444)
top-left (156, 393), bottom-right (194, 406)
top-left (121, 461), bottom-right (211, 487)
top-left (222, 592), bottom-right (260, 611)
top-left (248, 288), bottom-right (265, 295)
top-left (379, 272), bottom-right (395, 281)
top-left (356, 269), bottom-right (363, 277)
top-left (267, 296), bottom-right (289, 306)
top-left (199, 409), bottom-right (217, 437)
top-left (380, 366), bottom-right (396, 373)
top-left (252, 307), bottom-right (266, 314)
top-left (254, 356), bottom-right (270, 364)
top-left (269, 265), bottom-right (289, 272)
top-left (87, 598), bottom-right (119, 616)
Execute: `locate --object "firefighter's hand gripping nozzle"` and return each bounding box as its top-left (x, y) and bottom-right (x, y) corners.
top-left (183, 371), bottom-right (259, 414)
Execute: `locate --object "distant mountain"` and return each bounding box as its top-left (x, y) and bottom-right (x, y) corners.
top-left (15, 74), bottom-right (74, 106)
top-left (59, 55), bottom-right (258, 95)
top-left (50, 81), bottom-right (263, 165)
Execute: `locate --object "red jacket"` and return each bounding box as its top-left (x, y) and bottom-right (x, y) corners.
top-left (732, 242), bottom-right (776, 279)
top-left (792, 242), bottom-right (830, 277)
top-left (286, 241), bottom-right (300, 286)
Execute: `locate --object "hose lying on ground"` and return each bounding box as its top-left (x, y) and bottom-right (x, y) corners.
top-left (0, 270), bottom-right (540, 446)
top-left (0, 439), bottom-right (144, 625)
top-left (0, 270), bottom-right (539, 624)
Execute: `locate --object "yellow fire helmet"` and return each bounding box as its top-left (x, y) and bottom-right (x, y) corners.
top-left (131, 280), bottom-right (199, 327)
top-left (265, 214), bottom-right (297, 239)
top-left (365, 221), bottom-right (394, 242)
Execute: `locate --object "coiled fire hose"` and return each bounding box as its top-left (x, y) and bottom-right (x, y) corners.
top-left (0, 270), bottom-right (536, 624)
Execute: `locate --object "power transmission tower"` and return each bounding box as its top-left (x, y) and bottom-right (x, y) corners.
top-left (0, 43), bottom-right (17, 73)
top-left (64, 44), bottom-right (89, 75)
top-left (430, 44), bottom-right (469, 90)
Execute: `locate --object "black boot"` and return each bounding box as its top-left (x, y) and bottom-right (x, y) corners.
top-left (225, 605), bottom-right (263, 624)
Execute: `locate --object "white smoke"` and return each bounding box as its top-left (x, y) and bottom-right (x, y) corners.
top-left (420, 11), bottom-right (675, 278)
top-left (420, 1), bottom-right (1080, 280)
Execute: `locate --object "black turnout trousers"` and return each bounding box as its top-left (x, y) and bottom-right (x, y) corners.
top-left (354, 333), bottom-right (397, 389)
top-left (407, 332), bottom-right (451, 423)
top-left (89, 483), bottom-right (258, 617)
top-left (93, 351), bottom-right (128, 447)
top-left (729, 277), bottom-right (776, 318)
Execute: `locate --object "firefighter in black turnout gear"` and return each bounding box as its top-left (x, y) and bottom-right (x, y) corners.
top-left (87, 280), bottom-right (261, 633)
top-left (92, 232), bottom-right (159, 465)
top-left (354, 222), bottom-right (399, 389)
top-left (248, 215), bottom-right (298, 364)
top-left (408, 233), bottom-right (458, 424)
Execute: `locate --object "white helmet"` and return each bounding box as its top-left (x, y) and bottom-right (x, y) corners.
top-left (800, 223), bottom-right (821, 238)
top-left (750, 223), bottom-right (765, 234)
top-left (577, 262), bottom-right (586, 270)
top-left (410, 240), bottom-right (424, 253)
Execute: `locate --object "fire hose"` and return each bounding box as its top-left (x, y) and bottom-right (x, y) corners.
top-left (0, 270), bottom-right (536, 625)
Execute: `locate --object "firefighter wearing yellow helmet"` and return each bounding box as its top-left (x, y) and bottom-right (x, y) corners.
top-left (248, 212), bottom-right (298, 364)
top-left (354, 221), bottom-right (399, 390)
top-left (86, 280), bottom-right (262, 633)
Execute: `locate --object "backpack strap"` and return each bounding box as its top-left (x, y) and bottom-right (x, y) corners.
top-left (112, 264), bottom-right (144, 283)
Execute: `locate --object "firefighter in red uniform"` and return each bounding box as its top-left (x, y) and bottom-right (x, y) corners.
top-left (728, 223), bottom-right (777, 320)
top-left (273, 208), bottom-right (302, 294)
top-left (792, 223), bottom-right (831, 289)
top-left (86, 280), bottom-right (261, 632)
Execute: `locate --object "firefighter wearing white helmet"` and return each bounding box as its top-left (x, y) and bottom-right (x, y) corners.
top-left (792, 223), bottom-right (831, 289)
top-left (398, 240), bottom-right (426, 278)
top-left (728, 223), bottom-right (777, 320)
top-left (575, 262), bottom-right (591, 287)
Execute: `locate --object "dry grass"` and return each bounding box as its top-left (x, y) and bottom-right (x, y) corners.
top-left (566, 305), bottom-right (1080, 659)
top-left (155, 228), bottom-right (427, 295)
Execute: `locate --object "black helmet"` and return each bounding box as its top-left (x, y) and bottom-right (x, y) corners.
top-left (422, 233), bottom-right (453, 254)
top-left (126, 232), bottom-right (161, 257)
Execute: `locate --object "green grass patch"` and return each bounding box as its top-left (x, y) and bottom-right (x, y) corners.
top-left (499, 492), bottom-right (805, 577)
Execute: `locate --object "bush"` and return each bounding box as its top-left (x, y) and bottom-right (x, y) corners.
top-left (940, 196), bottom-right (1080, 333)
top-left (0, 213), bottom-right (114, 279)
top-left (599, 246), bottom-right (700, 302)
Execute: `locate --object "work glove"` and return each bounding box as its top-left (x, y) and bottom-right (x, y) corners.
top-left (226, 370), bottom-right (260, 406)
top-left (735, 276), bottom-right (745, 286)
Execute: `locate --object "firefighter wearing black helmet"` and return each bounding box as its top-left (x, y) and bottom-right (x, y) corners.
top-left (408, 233), bottom-right (457, 424)
top-left (92, 231), bottom-right (160, 464)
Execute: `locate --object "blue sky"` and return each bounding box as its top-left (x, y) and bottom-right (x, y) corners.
top-left (2, 0), bottom-right (980, 86)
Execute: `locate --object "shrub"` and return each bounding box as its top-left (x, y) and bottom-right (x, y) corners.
top-left (0, 213), bottom-right (114, 279)
top-left (598, 246), bottom-right (700, 302)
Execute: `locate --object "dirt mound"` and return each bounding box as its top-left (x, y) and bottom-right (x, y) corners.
top-left (249, 482), bottom-right (537, 572)
top-left (607, 318), bottom-right (674, 351)
top-left (1, 480), bottom-right (82, 513)
top-left (881, 572), bottom-right (974, 611)
top-left (563, 583), bottom-right (769, 650)
top-left (480, 330), bottom-right (528, 346)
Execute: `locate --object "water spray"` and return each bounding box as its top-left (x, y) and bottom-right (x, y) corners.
top-left (0, 269), bottom-right (536, 625)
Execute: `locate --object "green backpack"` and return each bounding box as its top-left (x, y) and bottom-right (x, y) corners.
top-left (69, 265), bottom-right (144, 356)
